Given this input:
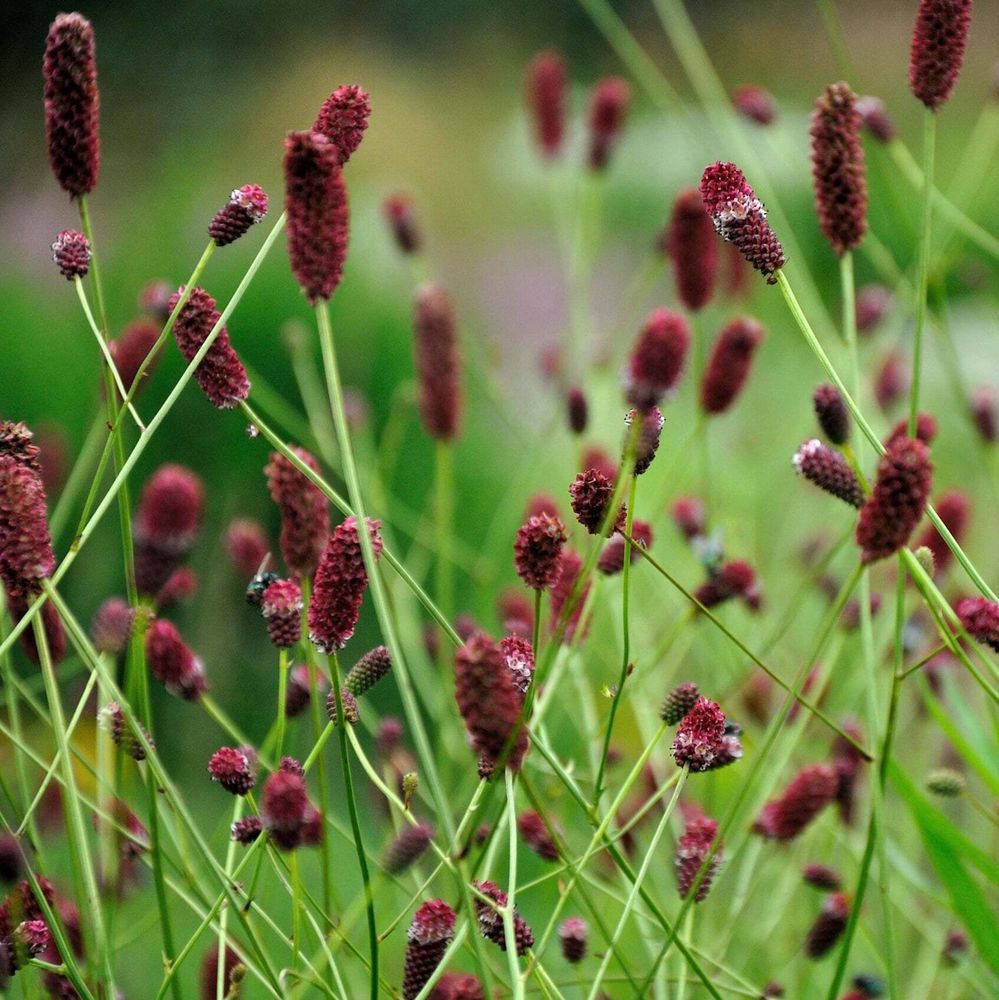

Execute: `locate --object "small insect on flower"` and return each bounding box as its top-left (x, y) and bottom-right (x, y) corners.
top-left (51, 229), bottom-right (91, 279)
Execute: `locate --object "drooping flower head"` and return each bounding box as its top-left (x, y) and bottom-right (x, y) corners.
top-left (587, 77), bottom-right (631, 171)
top-left (732, 84), bottom-right (777, 125)
top-left (43, 12), bottom-right (100, 196)
top-left (699, 162), bottom-right (786, 282)
top-left (308, 516), bottom-right (383, 652)
top-left (260, 767), bottom-right (308, 850)
top-left (793, 440), bottom-right (864, 508)
top-left (208, 184), bottom-right (268, 246)
top-left (413, 283), bottom-right (462, 441)
top-left (665, 189), bottom-right (718, 312)
top-left (51, 230), bottom-right (91, 279)
top-left (472, 880), bottom-right (534, 955)
top-left (514, 513), bottom-right (566, 591)
top-left (675, 815), bottom-right (722, 901)
top-left (754, 763), bottom-right (839, 841)
top-left (855, 435), bottom-right (933, 563)
top-left (383, 194), bottom-right (421, 255)
top-left (283, 130), bottom-right (349, 303)
top-left (625, 309), bottom-right (690, 411)
top-left (402, 900), bottom-right (456, 1000)
top-left (909, 0), bottom-right (973, 110)
top-left (98, 701), bottom-right (153, 761)
top-left (525, 50), bottom-right (567, 159)
top-left (700, 317), bottom-right (764, 415)
top-left (265, 447), bottom-right (329, 579)
top-left (145, 619), bottom-right (207, 701)
top-left (166, 286), bottom-right (250, 409)
top-left (313, 85), bottom-right (371, 165)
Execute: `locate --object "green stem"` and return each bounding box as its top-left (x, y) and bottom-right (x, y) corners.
top-left (435, 441), bottom-right (454, 659)
top-left (275, 647), bottom-right (290, 758)
top-left (504, 770), bottom-right (526, 1000)
top-left (78, 194), bottom-right (109, 334)
top-left (216, 797), bottom-right (243, 999)
top-left (289, 849), bottom-right (303, 971)
top-left (910, 110), bottom-right (937, 437)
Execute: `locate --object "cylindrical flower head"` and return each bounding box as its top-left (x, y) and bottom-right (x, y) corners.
top-left (957, 597), bottom-right (999, 651)
top-left (666, 189), bottom-right (719, 312)
top-left (514, 513), bottom-right (566, 591)
top-left (157, 566), bottom-right (198, 609)
top-left (145, 619), bottom-right (207, 701)
top-left (51, 230), bottom-right (91, 279)
top-left (134, 464), bottom-right (204, 555)
top-left (313, 84), bottom-right (371, 165)
top-left (805, 892), bottom-right (849, 958)
top-left (675, 815), bottom-right (722, 902)
top-left (225, 518), bottom-right (270, 580)
top-left (909, 0), bottom-right (973, 110)
top-left (110, 319), bottom-right (161, 396)
top-left (260, 578), bottom-right (303, 648)
top-left (0, 457), bottom-right (56, 595)
top-left (813, 384), bottom-right (850, 444)
top-left (403, 900), bottom-right (456, 1000)
top-left (700, 162), bottom-right (786, 281)
top-left (855, 436), bottom-right (932, 563)
top-left (208, 747), bottom-right (255, 796)
top-left (308, 516), bottom-right (383, 652)
top-left (754, 764), bottom-right (839, 840)
top-left (549, 548), bottom-right (590, 643)
top-left (569, 469), bottom-right (625, 536)
top-left (559, 917), bottom-right (588, 964)
top-left (671, 697), bottom-right (730, 771)
top-left (587, 76), bottom-right (630, 170)
top-left (265, 447), bottom-right (329, 579)
top-left (971, 385), bottom-right (996, 443)
top-left (383, 194), bottom-right (421, 255)
top-left (260, 768), bottom-right (308, 847)
top-left (473, 880), bottom-right (535, 955)
top-left (98, 701), bottom-right (152, 761)
top-left (803, 863), bottom-right (842, 890)
top-left (43, 13), bottom-right (100, 196)
top-left (454, 631), bottom-right (528, 773)
top-left (383, 821), bottom-right (434, 874)
top-left (625, 309), bottom-right (691, 411)
top-left (525, 50), bottom-right (567, 159)
top-left (344, 644), bottom-right (392, 696)
top-left (566, 386), bottom-right (588, 435)
top-left (810, 82), bottom-right (868, 256)
top-left (874, 351), bottom-right (908, 410)
top-left (793, 440), bottom-right (864, 508)
top-left (625, 407), bottom-right (663, 477)
top-left (413, 283), bottom-right (462, 441)
top-left (325, 684), bottom-right (359, 726)
top-left (208, 184), bottom-right (268, 246)
top-left (857, 96), bottom-right (896, 142)
top-left (284, 130), bottom-right (349, 303)
top-left (518, 811), bottom-right (558, 861)
top-left (166, 286), bottom-right (250, 409)
top-left (732, 84), bottom-right (777, 125)
top-left (700, 317), bottom-right (764, 415)
top-left (661, 681), bottom-right (701, 725)
top-left (915, 489), bottom-right (969, 574)
top-left (598, 519), bottom-right (652, 575)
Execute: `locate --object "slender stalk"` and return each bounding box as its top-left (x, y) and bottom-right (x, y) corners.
top-left (435, 440), bottom-right (454, 661)
top-left (504, 770), bottom-right (526, 1000)
top-left (910, 110), bottom-right (937, 436)
top-left (78, 195), bottom-right (109, 333)
top-left (216, 797), bottom-right (243, 999)
top-left (275, 647), bottom-right (290, 758)
top-left (289, 848), bottom-right (303, 971)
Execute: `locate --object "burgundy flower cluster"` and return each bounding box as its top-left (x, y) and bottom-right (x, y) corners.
top-left (675, 814), bottom-right (723, 901)
top-left (258, 758), bottom-right (322, 851)
top-left (265, 446), bottom-right (329, 579)
top-left (671, 697), bottom-right (742, 772)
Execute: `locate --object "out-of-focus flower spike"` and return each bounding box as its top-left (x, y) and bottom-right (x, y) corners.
top-left (313, 84), bottom-right (371, 165)
top-left (700, 317), bottom-right (764, 415)
top-left (732, 84), bottom-right (777, 125)
top-left (383, 194), bottom-right (421, 255)
top-left (586, 77), bottom-right (630, 171)
top-left (525, 50), bottom-right (567, 159)
top-left (909, 0), bottom-right (973, 110)
top-left (665, 189), bottom-right (718, 312)
top-left (413, 283), bottom-right (462, 441)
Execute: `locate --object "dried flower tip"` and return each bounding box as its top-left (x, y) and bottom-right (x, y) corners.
top-left (661, 682), bottom-right (701, 724)
top-left (925, 767), bottom-right (965, 797)
top-left (326, 687), bottom-right (359, 726)
top-left (166, 286), bottom-right (250, 409)
top-left (732, 84), bottom-right (777, 125)
top-left (313, 84), bottom-right (371, 165)
top-left (700, 317), bottom-right (764, 415)
top-left (666, 189), bottom-right (719, 311)
top-left (43, 13), bottom-right (100, 196)
top-left (0, 456), bottom-right (56, 595)
top-left (803, 863), bottom-right (842, 890)
top-left (626, 407), bottom-right (664, 476)
top-left (625, 309), bottom-right (690, 410)
top-left (413, 283), bottom-right (462, 441)
top-left (671, 697), bottom-right (729, 771)
top-left (384, 822), bottom-right (434, 874)
top-left (500, 634), bottom-right (534, 694)
top-left (566, 386), bottom-right (588, 435)
top-left (793, 440), bottom-right (864, 508)
top-left (699, 162), bottom-right (786, 281)
top-left (805, 892), bottom-right (849, 958)
top-left (754, 764), bottom-right (839, 841)
top-left (383, 194), bottom-right (421, 254)
top-left (886, 411), bottom-right (937, 447)
top-left (597, 520), bottom-right (652, 575)
top-left (857, 96), bottom-right (896, 142)
top-left (403, 900), bottom-right (456, 1000)
top-left (675, 815), bottom-right (722, 901)
top-left (145, 619), bottom-right (207, 701)
top-left (856, 435), bottom-right (933, 563)
top-left (916, 489), bottom-right (970, 574)
top-left (971, 385), bottom-right (996, 443)
top-left (455, 631), bottom-right (528, 773)
top-left (671, 496), bottom-right (706, 541)
top-left (51, 229), bottom-right (91, 280)
top-left (856, 284), bottom-right (892, 333)
top-left (230, 816), bottom-right (263, 844)
top-left (225, 518), bottom-right (270, 580)
top-left (518, 811), bottom-right (558, 861)
top-left (265, 447), bottom-right (328, 579)
top-left (309, 516), bottom-right (383, 652)
top-left (345, 645), bottom-right (392, 696)
top-left (909, 0), bottom-right (973, 110)
top-left (98, 701), bottom-right (152, 761)
top-left (260, 578), bottom-right (303, 648)
top-left (569, 469), bottom-right (625, 536)
top-left (810, 82), bottom-right (868, 256)
top-left (283, 130), bottom-right (349, 303)
top-left (208, 184), bottom-right (268, 246)
top-left (558, 917), bottom-right (588, 964)
top-left (956, 597), bottom-right (999, 651)
top-left (514, 513), bottom-right (566, 591)
top-left (110, 319), bottom-right (161, 396)
top-left (813, 384), bottom-right (850, 445)
top-left (473, 880), bottom-right (535, 955)
top-left (587, 76), bottom-right (631, 171)
top-left (525, 50), bottom-right (567, 159)
top-left (208, 747), bottom-right (255, 796)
